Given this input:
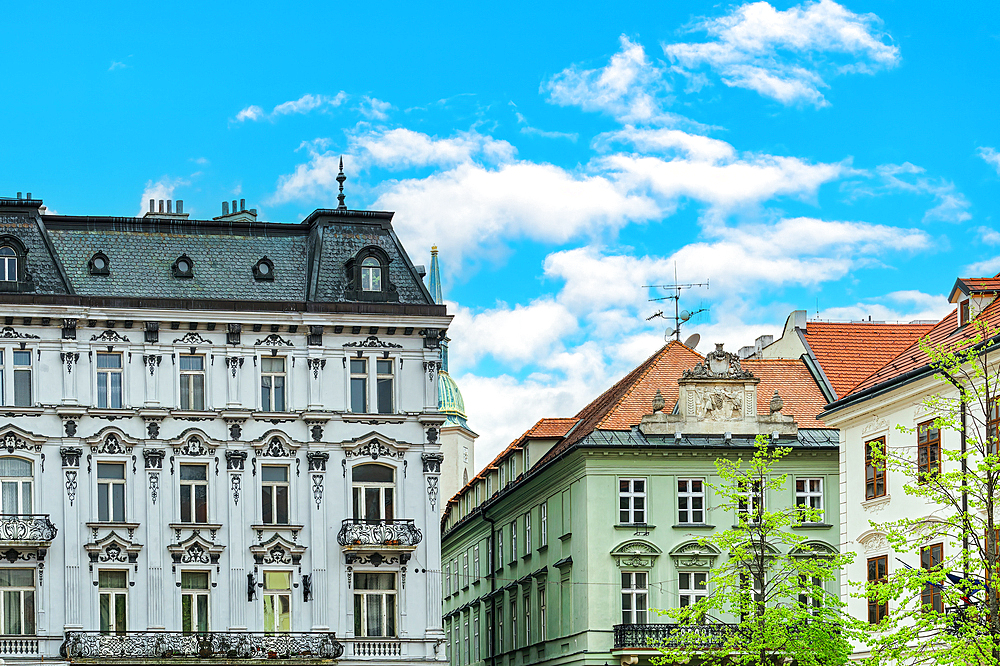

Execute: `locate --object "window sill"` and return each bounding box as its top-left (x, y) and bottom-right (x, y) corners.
top-left (521, 553), bottom-right (532, 561)
top-left (861, 495), bottom-right (891, 512)
top-left (342, 413), bottom-right (407, 424)
top-left (558, 532), bottom-right (571, 541)
top-left (251, 524), bottom-right (304, 538)
top-left (537, 544), bottom-right (548, 553)
top-left (170, 410), bottom-right (217, 420)
top-left (169, 522), bottom-right (223, 532)
top-left (615, 523), bottom-right (655, 531)
top-left (792, 522), bottom-right (833, 530)
top-left (253, 411), bottom-right (297, 423)
top-left (87, 408), bottom-right (134, 419)
top-left (0, 406), bottom-right (43, 417)
top-left (86, 521), bottom-right (141, 530)
top-left (673, 523), bottom-right (715, 529)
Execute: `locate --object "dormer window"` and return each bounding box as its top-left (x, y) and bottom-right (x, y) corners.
top-left (361, 257), bottom-right (381, 291)
top-left (89, 251), bottom-right (110, 276)
top-left (172, 254), bottom-right (194, 279)
top-left (344, 247), bottom-right (399, 302)
top-left (0, 246), bottom-right (16, 282)
top-left (253, 256), bottom-right (275, 281)
top-left (960, 299), bottom-right (971, 326)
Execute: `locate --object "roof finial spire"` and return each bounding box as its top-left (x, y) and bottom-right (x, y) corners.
top-left (336, 156), bottom-right (347, 210)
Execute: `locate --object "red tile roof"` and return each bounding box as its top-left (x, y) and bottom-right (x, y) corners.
top-left (949, 277), bottom-right (1000, 302)
top-left (524, 418), bottom-right (579, 439)
top-left (803, 321), bottom-right (936, 398)
top-left (742, 358), bottom-right (828, 428)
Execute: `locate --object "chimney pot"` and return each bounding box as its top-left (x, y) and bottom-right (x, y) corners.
top-left (167, 200), bottom-right (172, 214)
top-left (16, 192), bottom-right (21, 199)
top-left (177, 200), bottom-right (183, 214)
top-left (26, 193), bottom-right (31, 199)
top-left (250, 208), bottom-right (257, 216)
top-left (159, 200), bottom-right (164, 213)
top-left (223, 201), bottom-right (229, 215)
top-left (149, 199), bottom-right (155, 213)
top-left (240, 198), bottom-right (245, 211)
top-left (232, 200), bottom-right (237, 213)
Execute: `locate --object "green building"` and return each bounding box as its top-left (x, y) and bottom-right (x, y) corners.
top-left (440, 342), bottom-right (840, 666)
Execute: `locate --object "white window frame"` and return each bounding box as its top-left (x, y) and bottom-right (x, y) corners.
top-left (0, 568), bottom-right (35, 635)
top-left (351, 463), bottom-right (395, 522)
top-left (677, 478), bottom-right (706, 524)
top-left (261, 464), bottom-right (290, 525)
top-left (738, 478), bottom-right (764, 524)
top-left (452, 557), bottom-right (459, 592)
top-left (539, 501), bottom-right (547, 547)
top-left (178, 354), bottom-right (207, 411)
top-left (538, 584), bottom-right (546, 640)
top-left (349, 357), bottom-right (368, 413)
top-left (523, 592), bottom-right (531, 645)
top-left (678, 571), bottom-right (708, 608)
top-left (798, 575), bottom-right (823, 615)
top-left (95, 351), bottom-right (124, 409)
top-left (473, 607), bottom-right (480, 661)
top-left (181, 570), bottom-right (210, 633)
top-left (179, 463), bottom-right (209, 524)
top-left (621, 571), bottom-right (648, 624)
top-left (496, 530), bottom-right (503, 572)
top-left (0, 457), bottom-right (33, 515)
top-left (0, 348), bottom-right (34, 408)
top-left (524, 511), bottom-right (532, 553)
top-left (260, 356), bottom-right (287, 412)
top-left (353, 571), bottom-right (397, 637)
top-left (97, 461), bottom-right (127, 523)
top-left (361, 256), bottom-right (381, 292)
top-left (0, 246), bottom-right (16, 282)
top-left (463, 610), bottom-right (470, 663)
top-left (375, 358), bottom-right (394, 414)
top-left (510, 521), bottom-right (517, 563)
top-left (618, 478), bottom-right (646, 524)
top-left (510, 597), bottom-right (517, 650)
top-left (473, 545), bottom-right (480, 580)
top-left (444, 562), bottom-right (451, 597)
top-left (99, 569), bottom-right (128, 634)
top-left (462, 552), bottom-right (469, 589)
top-left (795, 477), bottom-right (824, 522)
top-left (263, 569), bottom-right (292, 632)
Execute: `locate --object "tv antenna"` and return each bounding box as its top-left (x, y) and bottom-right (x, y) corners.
top-left (644, 264), bottom-right (709, 342)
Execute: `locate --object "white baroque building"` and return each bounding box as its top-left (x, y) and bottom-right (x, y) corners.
top-left (0, 190), bottom-right (450, 664)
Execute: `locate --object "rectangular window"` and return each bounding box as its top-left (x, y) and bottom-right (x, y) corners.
top-left (540, 501), bottom-right (548, 547)
top-left (496, 530), bottom-right (503, 572)
top-left (99, 570), bottom-right (128, 634)
top-left (917, 421), bottom-right (941, 482)
top-left (510, 597), bottom-right (517, 650)
top-left (179, 355), bottom-right (206, 410)
top-left (737, 478), bottom-right (764, 523)
top-left (463, 611), bottom-right (470, 664)
top-left (867, 555), bottom-right (888, 624)
top-left (795, 478), bottom-right (824, 522)
top-left (181, 571), bottom-right (210, 633)
top-left (12, 350), bottom-right (30, 407)
top-left (473, 608), bottom-right (481, 661)
top-left (261, 465), bottom-right (289, 525)
top-left (538, 585), bottom-right (546, 641)
top-left (678, 571), bottom-right (708, 609)
top-left (524, 512), bottom-right (532, 554)
top-left (0, 350), bottom-right (3, 406)
top-left (179, 464), bottom-right (208, 523)
top-left (260, 357), bottom-right (286, 412)
top-left (961, 299), bottom-right (970, 325)
top-left (496, 600), bottom-right (504, 654)
top-left (376, 359), bottom-right (394, 414)
top-left (350, 358), bottom-right (367, 413)
top-left (96, 352), bottom-right (123, 409)
top-left (989, 399), bottom-right (1000, 456)
top-left (0, 457), bottom-right (33, 514)
top-left (453, 558), bottom-right (459, 593)
top-left (921, 543), bottom-right (944, 612)
top-left (740, 573), bottom-right (765, 620)
top-left (354, 572), bottom-right (396, 637)
top-left (677, 479), bottom-right (705, 524)
top-left (0, 569), bottom-right (34, 635)
top-left (463, 552), bottom-right (470, 589)
top-left (263, 571), bottom-right (291, 633)
top-left (865, 436), bottom-right (887, 499)
top-left (97, 462), bottom-right (126, 522)
top-left (621, 571), bottom-right (647, 624)
top-left (798, 575), bottom-right (823, 615)
top-left (444, 562), bottom-right (451, 597)
top-left (510, 521), bottom-right (517, 563)
top-left (523, 593), bottom-right (531, 645)
top-left (619, 478), bottom-right (646, 524)
top-left (474, 545), bottom-right (480, 580)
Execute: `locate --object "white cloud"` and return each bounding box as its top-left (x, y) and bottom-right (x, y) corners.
top-left (964, 256), bottom-right (1000, 277)
top-left (109, 61), bottom-right (128, 71)
top-left (350, 128), bottom-right (515, 170)
top-left (664, 0), bottom-right (900, 106)
top-left (520, 126), bottom-right (578, 141)
top-left (974, 225), bottom-right (1000, 246)
top-left (359, 96), bottom-right (392, 120)
top-left (448, 299), bottom-right (578, 369)
top-left (137, 177), bottom-right (189, 217)
top-left (543, 35), bottom-right (675, 124)
top-left (851, 162), bottom-right (973, 223)
top-left (978, 146), bottom-right (1000, 175)
top-left (595, 126), bottom-right (737, 162)
top-left (234, 93), bottom-right (347, 123)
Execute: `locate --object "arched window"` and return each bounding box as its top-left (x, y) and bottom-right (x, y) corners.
top-left (351, 463), bottom-right (395, 522)
top-left (0, 458), bottom-right (32, 514)
top-left (0, 247), bottom-right (16, 282)
top-left (361, 257), bottom-right (381, 292)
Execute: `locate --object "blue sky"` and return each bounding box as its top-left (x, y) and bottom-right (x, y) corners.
top-left (6, 1), bottom-right (1000, 466)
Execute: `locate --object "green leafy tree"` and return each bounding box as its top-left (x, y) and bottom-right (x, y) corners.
top-left (652, 436), bottom-right (858, 666)
top-left (863, 320), bottom-right (1000, 666)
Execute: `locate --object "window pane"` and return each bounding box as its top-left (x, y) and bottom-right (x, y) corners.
top-left (352, 464), bottom-right (394, 483)
top-left (377, 360), bottom-right (392, 375)
top-left (367, 594), bottom-right (384, 636)
top-left (22, 590), bottom-right (33, 635)
top-left (115, 594), bottom-right (126, 632)
top-left (18, 483), bottom-right (29, 514)
top-left (350, 359), bottom-right (366, 374)
top-left (377, 378), bottom-right (393, 414)
top-left (386, 594), bottom-right (396, 636)
top-left (264, 595), bottom-right (274, 632)
top-left (262, 486), bottom-right (273, 524)
top-left (262, 357), bottom-right (285, 373)
top-left (97, 372), bottom-right (108, 409)
top-left (112, 483), bottom-right (125, 522)
top-left (1, 482), bottom-right (16, 515)
top-left (182, 572), bottom-right (210, 589)
top-left (179, 356), bottom-right (203, 371)
top-left (98, 463), bottom-right (125, 480)
top-left (12, 370), bottom-right (30, 407)
top-left (195, 485), bottom-right (208, 523)
top-left (276, 486), bottom-right (288, 524)
top-left (365, 488), bottom-right (380, 521)
top-left (273, 377), bottom-right (285, 412)
top-left (264, 571), bottom-right (291, 590)
top-left (192, 374), bottom-right (205, 410)
top-left (110, 373), bottom-right (122, 409)
top-left (351, 378), bottom-right (367, 413)
top-left (261, 466), bottom-right (288, 482)
top-left (3, 590), bottom-right (21, 635)
top-left (180, 485), bottom-right (191, 523)
top-left (100, 594), bottom-right (111, 633)
top-left (98, 484), bottom-right (109, 522)
top-left (182, 595), bottom-right (192, 633)
top-left (181, 377), bottom-right (190, 410)
top-left (180, 465), bottom-right (207, 481)
top-left (97, 354), bottom-right (121, 369)
top-left (197, 594), bottom-right (209, 632)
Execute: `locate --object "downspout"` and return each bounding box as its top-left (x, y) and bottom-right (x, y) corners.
top-left (481, 506), bottom-right (496, 666)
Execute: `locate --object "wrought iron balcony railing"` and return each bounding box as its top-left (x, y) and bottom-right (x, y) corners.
top-left (60, 631), bottom-right (344, 661)
top-left (0, 514), bottom-right (57, 542)
top-left (613, 623), bottom-right (737, 649)
top-left (337, 519), bottom-right (423, 548)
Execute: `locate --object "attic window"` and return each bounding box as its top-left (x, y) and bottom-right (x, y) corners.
top-left (253, 256), bottom-right (275, 281)
top-left (0, 246), bottom-right (16, 282)
top-left (960, 299), bottom-right (970, 326)
top-left (88, 251), bottom-right (110, 276)
top-left (172, 254), bottom-right (194, 279)
top-left (0, 236), bottom-right (32, 293)
top-left (361, 257), bottom-right (381, 291)
top-left (344, 246), bottom-right (399, 303)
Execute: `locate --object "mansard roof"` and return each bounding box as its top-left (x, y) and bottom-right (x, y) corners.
top-left (0, 199), bottom-right (440, 313)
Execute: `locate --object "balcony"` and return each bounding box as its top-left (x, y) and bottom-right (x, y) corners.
top-left (613, 623), bottom-right (737, 650)
top-left (61, 631), bottom-right (343, 662)
top-left (0, 514), bottom-right (57, 545)
top-left (337, 519), bottom-right (423, 549)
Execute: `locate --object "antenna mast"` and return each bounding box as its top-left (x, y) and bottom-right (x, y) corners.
top-left (644, 263), bottom-right (709, 341)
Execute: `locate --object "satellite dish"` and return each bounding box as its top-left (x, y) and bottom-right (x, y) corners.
top-left (679, 310), bottom-right (691, 322)
top-left (664, 329), bottom-right (676, 342)
top-left (684, 333), bottom-right (701, 349)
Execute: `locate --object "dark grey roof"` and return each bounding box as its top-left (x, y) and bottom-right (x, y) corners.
top-left (0, 200), bottom-right (438, 311)
top-left (581, 427), bottom-right (838, 449)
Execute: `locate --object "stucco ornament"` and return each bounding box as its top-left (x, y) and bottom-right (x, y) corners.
top-left (689, 387), bottom-right (744, 421)
top-left (668, 541), bottom-right (721, 569)
top-left (682, 344), bottom-right (754, 380)
top-left (611, 540), bottom-right (662, 568)
top-left (859, 532), bottom-right (889, 554)
top-left (861, 414), bottom-right (889, 436)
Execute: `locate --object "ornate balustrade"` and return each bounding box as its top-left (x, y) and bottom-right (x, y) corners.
top-left (60, 631), bottom-right (343, 661)
top-left (0, 514), bottom-right (57, 543)
top-left (613, 623), bottom-right (737, 649)
top-left (350, 639), bottom-right (403, 657)
top-left (337, 519), bottom-right (422, 548)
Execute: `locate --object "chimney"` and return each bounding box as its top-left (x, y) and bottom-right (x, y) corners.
top-left (222, 201), bottom-right (229, 215)
top-left (232, 200), bottom-right (237, 213)
top-left (159, 200), bottom-right (164, 213)
top-left (149, 199), bottom-right (155, 213)
top-left (240, 199), bottom-right (245, 211)
top-left (26, 193), bottom-right (31, 199)
top-left (16, 192), bottom-right (21, 199)
top-left (177, 200), bottom-right (183, 214)
top-left (166, 200), bottom-right (172, 214)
